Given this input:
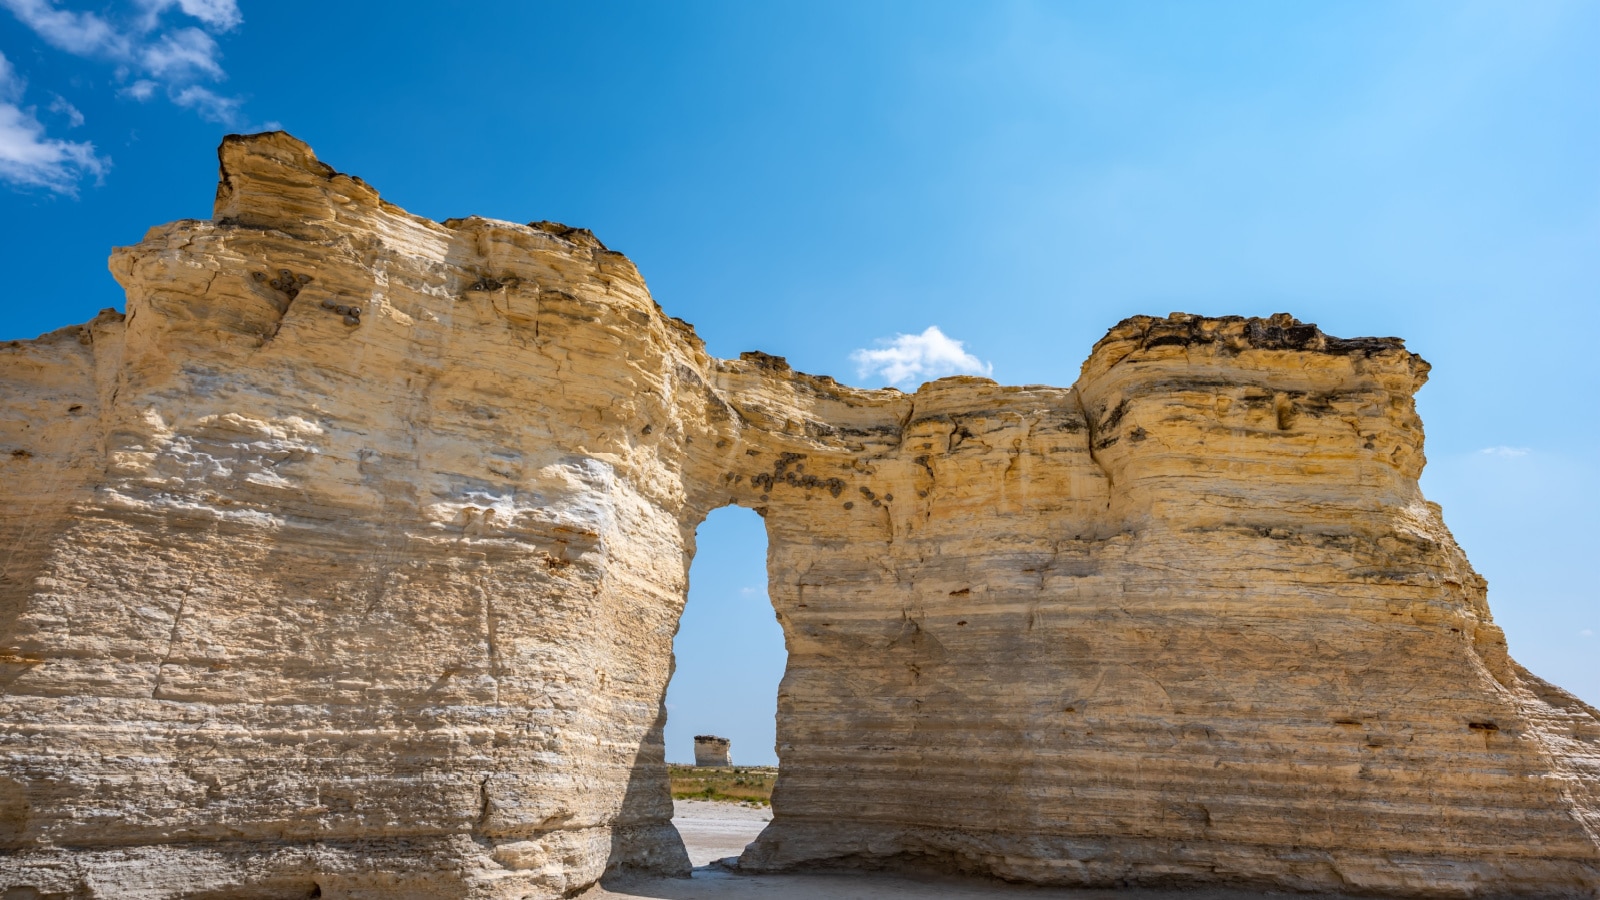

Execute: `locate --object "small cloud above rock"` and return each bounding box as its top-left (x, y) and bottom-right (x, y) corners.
top-left (851, 326), bottom-right (992, 388)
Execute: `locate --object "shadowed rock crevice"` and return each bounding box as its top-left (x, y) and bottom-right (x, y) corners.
top-left (0, 132), bottom-right (1595, 899)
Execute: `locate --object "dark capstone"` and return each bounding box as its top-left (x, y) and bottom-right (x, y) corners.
top-left (738, 350), bottom-right (791, 371)
top-left (1285, 324), bottom-right (1320, 345)
top-left (1106, 313), bottom-right (1407, 359)
top-left (1325, 336), bottom-right (1407, 355)
top-left (1143, 334), bottom-right (1192, 349)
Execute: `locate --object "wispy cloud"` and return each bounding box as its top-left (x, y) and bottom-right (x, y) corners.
top-left (135, 0), bottom-right (241, 32)
top-left (1582, 629), bottom-right (1594, 638)
top-left (119, 79), bottom-right (157, 101)
top-left (851, 326), bottom-right (993, 388)
top-left (0, 0), bottom-right (249, 122)
top-left (46, 92), bottom-right (82, 126)
top-left (0, 0), bottom-right (126, 56)
top-left (170, 83), bottom-right (239, 123)
top-left (0, 0), bottom-right (250, 192)
top-left (137, 26), bottom-right (224, 80)
top-left (0, 51), bottom-right (107, 194)
top-left (1479, 446), bottom-right (1532, 458)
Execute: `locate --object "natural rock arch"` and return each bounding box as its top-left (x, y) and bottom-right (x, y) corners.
top-left (0, 133), bottom-right (1595, 898)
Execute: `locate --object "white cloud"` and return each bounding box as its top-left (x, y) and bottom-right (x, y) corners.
top-left (171, 83), bottom-right (240, 125)
top-left (738, 587), bottom-right (762, 597)
top-left (0, 0), bottom-right (127, 56)
top-left (136, 0), bottom-right (240, 31)
top-left (119, 79), bottom-right (157, 101)
top-left (1, 0), bottom-right (249, 129)
top-left (46, 92), bottom-right (82, 126)
top-left (1582, 629), bottom-right (1594, 638)
top-left (1479, 446), bottom-right (1531, 458)
top-left (138, 26), bottom-right (222, 79)
top-left (0, 51), bottom-right (108, 194)
top-left (851, 326), bottom-right (994, 388)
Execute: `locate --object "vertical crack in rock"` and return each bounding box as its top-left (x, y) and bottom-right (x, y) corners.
top-left (475, 774), bottom-right (492, 834)
top-left (895, 395), bottom-right (917, 448)
top-left (1073, 387), bottom-right (1114, 491)
top-left (150, 569), bottom-right (199, 700)
top-left (479, 572), bottom-right (503, 708)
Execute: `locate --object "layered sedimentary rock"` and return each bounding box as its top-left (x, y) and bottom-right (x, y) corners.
top-left (693, 736), bottom-right (732, 767)
top-left (0, 132), bottom-right (1595, 899)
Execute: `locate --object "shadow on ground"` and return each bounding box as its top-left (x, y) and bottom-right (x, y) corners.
top-left (588, 865), bottom-right (1363, 900)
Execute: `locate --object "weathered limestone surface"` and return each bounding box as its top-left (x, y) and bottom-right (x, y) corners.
top-left (0, 133), bottom-right (1595, 899)
top-left (693, 736), bottom-right (732, 767)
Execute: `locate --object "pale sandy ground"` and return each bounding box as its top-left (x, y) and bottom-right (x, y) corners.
top-left (581, 800), bottom-right (1347, 899)
top-left (668, 798), bottom-right (775, 867)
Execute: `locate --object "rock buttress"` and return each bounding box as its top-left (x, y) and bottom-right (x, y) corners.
top-left (1, 133), bottom-right (702, 899)
top-left (733, 313), bottom-right (1600, 896)
top-left (0, 133), bottom-right (1595, 898)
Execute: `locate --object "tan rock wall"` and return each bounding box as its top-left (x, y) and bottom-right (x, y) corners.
top-left (735, 316), bottom-right (1600, 896)
top-left (0, 133), bottom-right (1594, 898)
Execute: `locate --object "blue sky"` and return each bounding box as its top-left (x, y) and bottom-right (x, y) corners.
top-left (1, 2), bottom-right (1594, 762)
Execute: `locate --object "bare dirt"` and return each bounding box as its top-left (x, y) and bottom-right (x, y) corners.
top-left (670, 799), bottom-right (773, 867)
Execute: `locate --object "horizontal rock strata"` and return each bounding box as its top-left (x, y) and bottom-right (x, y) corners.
top-left (0, 132), bottom-right (1595, 899)
top-left (693, 735), bottom-right (732, 767)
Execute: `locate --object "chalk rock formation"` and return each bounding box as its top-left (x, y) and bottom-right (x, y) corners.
top-left (0, 132), bottom-right (1595, 899)
top-left (693, 736), bottom-right (732, 767)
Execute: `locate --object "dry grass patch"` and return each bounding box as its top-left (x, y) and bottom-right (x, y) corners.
top-left (669, 764), bottom-right (776, 805)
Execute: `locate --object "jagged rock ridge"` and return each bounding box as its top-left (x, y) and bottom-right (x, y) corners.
top-left (0, 132), bottom-right (1595, 899)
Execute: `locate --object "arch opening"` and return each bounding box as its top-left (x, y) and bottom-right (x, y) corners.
top-left (662, 505), bottom-right (786, 867)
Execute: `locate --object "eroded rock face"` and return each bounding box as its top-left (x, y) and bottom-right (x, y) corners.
top-left (693, 736), bottom-right (731, 767)
top-left (0, 133), bottom-right (1595, 899)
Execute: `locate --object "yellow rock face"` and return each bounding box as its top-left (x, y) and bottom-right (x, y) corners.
top-left (0, 133), bottom-right (1595, 898)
